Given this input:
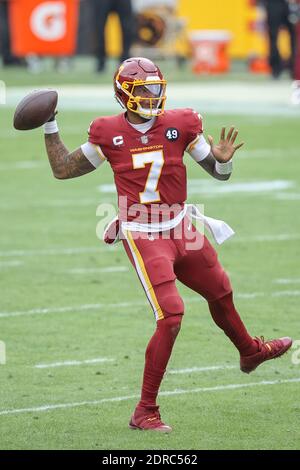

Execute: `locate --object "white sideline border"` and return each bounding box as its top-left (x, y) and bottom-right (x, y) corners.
top-left (1, 377), bottom-right (299, 417)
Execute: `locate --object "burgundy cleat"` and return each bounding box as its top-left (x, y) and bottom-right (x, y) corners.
top-left (129, 406), bottom-right (172, 433)
top-left (240, 336), bottom-right (292, 374)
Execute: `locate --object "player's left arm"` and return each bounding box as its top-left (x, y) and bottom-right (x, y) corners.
top-left (188, 126), bottom-right (244, 181)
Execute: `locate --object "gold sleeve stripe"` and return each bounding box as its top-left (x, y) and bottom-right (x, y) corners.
top-left (94, 144), bottom-right (107, 161)
top-left (186, 135), bottom-right (201, 153)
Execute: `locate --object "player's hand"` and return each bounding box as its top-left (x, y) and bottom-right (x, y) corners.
top-left (47, 110), bottom-right (58, 122)
top-left (207, 126), bottom-right (244, 163)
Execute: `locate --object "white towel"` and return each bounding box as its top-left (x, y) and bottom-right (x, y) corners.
top-left (186, 204), bottom-right (235, 245)
top-left (103, 204), bottom-right (235, 245)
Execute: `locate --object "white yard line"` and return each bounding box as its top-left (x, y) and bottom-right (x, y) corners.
top-left (272, 290), bottom-right (300, 297)
top-left (186, 293), bottom-right (264, 301)
top-left (0, 199), bottom-right (101, 209)
top-left (274, 279), bottom-right (300, 284)
top-left (0, 127), bottom-right (89, 140)
top-left (0, 161), bottom-right (45, 170)
top-left (1, 231), bottom-right (299, 259)
top-left (274, 193), bottom-right (300, 201)
top-left (0, 260), bottom-right (24, 267)
top-left (0, 301), bottom-right (147, 319)
top-left (33, 360), bottom-right (233, 372)
top-left (34, 357), bottom-right (115, 369)
top-left (235, 292), bottom-right (264, 299)
top-left (0, 246), bottom-right (120, 257)
top-left (238, 149), bottom-right (300, 159)
top-left (168, 365), bottom-right (237, 374)
top-left (1, 377), bottom-right (299, 416)
top-left (68, 266), bottom-right (129, 274)
top-left (233, 234), bottom-right (300, 242)
top-left (0, 290), bottom-right (298, 319)
top-left (98, 180), bottom-right (295, 195)
top-left (188, 180), bottom-right (295, 195)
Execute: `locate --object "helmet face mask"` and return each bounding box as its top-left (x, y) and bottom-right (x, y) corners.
top-left (114, 58), bottom-right (167, 118)
top-left (126, 79), bottom-right (167, 117)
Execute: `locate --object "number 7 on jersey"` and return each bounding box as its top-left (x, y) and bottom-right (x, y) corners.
top-left (132, 150), bottom-right (165, 204)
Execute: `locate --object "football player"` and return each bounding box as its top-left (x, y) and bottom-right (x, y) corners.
top-left (44, 57), bottom-right (292, 433)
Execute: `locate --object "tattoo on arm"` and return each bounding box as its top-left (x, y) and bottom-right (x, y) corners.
top-left (198, 151), bottom-right (231, 181)
top-left (45, 133), bottom-right (96, 179)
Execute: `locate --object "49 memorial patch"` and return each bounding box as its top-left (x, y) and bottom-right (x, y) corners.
top-left (165, 127), bottom-right (179, 141)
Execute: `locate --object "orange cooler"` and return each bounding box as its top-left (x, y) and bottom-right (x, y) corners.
top-left (189, 30), bottom-right (232, 74)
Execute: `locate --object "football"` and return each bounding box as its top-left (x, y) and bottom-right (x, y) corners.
top-left (13, 89), bottom-right (58, 130)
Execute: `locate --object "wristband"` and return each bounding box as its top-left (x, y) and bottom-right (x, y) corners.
top-left (44, 120), bottom-right (59, 134)
top-left (215, 159), bottom-right (233, 175)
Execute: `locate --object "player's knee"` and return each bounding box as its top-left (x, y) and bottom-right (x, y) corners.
top-left (158, 314), bottom-right (183, 341)
top-left (160, 294), bottom-right (184, 317)
top-left (168, 315), bottom-right (182, 340)
top-left (154, 279), bottom-right (184, 317)
top-left (168, 314), bottom-right (182, 338)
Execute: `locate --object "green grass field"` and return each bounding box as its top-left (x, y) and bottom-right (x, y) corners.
top-left (0, 67), bottom-right (300, 449)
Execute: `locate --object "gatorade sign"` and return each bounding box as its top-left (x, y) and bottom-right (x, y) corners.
top-left (30, 2), bottom-right (67, 42)
top-left (9, 0), bottom-right (79, 55)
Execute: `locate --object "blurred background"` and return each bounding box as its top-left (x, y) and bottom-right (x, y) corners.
top-left (0, 0), bottom-right (300, 99)
top-left (1, 0), bottom-right (300, 451)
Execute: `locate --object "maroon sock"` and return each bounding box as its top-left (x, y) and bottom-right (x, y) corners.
top-left (138, 314), bottom-right (182, 409)
top-left (208, 292), bottom-right (258, 356)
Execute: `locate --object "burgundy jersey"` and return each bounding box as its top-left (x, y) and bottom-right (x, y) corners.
top-left (89, 108), bottom-right (203, 221)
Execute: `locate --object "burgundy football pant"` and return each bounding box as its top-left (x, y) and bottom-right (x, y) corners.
top-left (122, 216), bottom-right (256, 409)
top-left (122, 216), bottom-right (232, 321)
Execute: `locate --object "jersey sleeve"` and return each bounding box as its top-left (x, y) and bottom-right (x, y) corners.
top-left (184, 109), bottom-right (204, 151)
top-left (187, 134), bottom-right (211, 162)
top-left (86, 118), bottom-right (107, 164)
top-left (81, 142), bottom-right (106, 168)
top-left (88, 119), bottom-right (102, 145)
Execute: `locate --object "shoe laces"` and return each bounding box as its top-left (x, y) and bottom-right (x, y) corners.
top-left (146, 410), bottom-right (162, 423)
top-left (255, 336), bottom-right (281, 354)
